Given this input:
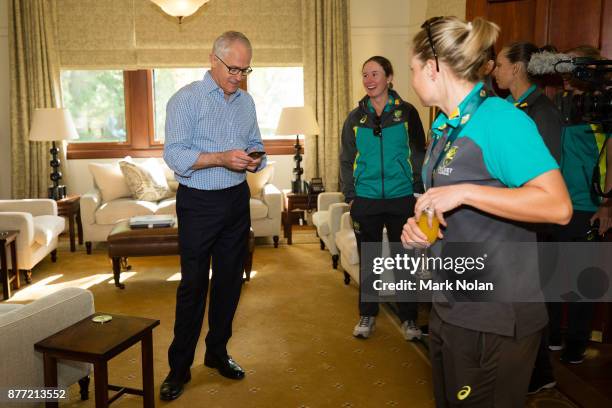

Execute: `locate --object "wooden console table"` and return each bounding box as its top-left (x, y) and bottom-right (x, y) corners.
top-left (57, 194), bottom-right (83, 252)
top-left (0, 230), bottom-right (19, 300)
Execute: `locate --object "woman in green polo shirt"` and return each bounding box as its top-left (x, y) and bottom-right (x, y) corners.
top-left (403, 16), bottom-right (572, 406)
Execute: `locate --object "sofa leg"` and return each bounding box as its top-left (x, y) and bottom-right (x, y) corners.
top-left (22, 270), bottom-right (32, 284)
top-left (273, 235), bottom-right (279, 248)
top-left (50, 250), bottom-right (57, 263)
top-left (86, 241), bottom-right (92, 254)
top-left (78, 375), bottom-right (90, 400)
top-left (320, 239), bottom-right (325, 250)
top-left (343, 271), bottom-right (350, 285)
top-left (332, 254), bottom-right (339, 269)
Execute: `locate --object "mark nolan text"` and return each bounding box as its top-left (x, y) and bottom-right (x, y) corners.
top-left (373, 279), bottom-right (494, 291)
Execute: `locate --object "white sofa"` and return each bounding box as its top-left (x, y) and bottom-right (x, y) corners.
top-left (81, 159), bottom-right (282, 253)
top-left (0, 287), bottom-right (94, 407)
top-left (312, 193), bottom-right (349, 269)
top-left (0, 199), bottom-right (65, 283)
top-left (335, 212), bottom-right (391, 287)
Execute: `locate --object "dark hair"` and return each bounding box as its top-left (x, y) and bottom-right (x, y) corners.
top-left (566, 45), bottom-right (602, 59)
top-left (503, 41), bottom-right (539, 81)
top-left (362, 56), bottom-right (394, 88)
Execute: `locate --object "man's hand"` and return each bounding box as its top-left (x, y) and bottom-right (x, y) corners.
top-left (591, 200), bottom-right (612, 236)
top-left (221, 150), bottom-right (254, 172)
top-left (246, 156), bottom-right (263, 172)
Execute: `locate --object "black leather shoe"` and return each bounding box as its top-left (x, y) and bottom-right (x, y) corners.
top-left (159, 370), bottom-right (191, 401)
top-left (204, 354), bottom-right (245, 380)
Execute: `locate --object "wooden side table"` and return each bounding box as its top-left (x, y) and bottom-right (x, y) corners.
top-left (0, 230), bottom-right (19, 300)
top-left (282, 192), bottom-right (309, 245)
top-left (57, 194), bottom-right (83, 252)
top-left (35, 313), bottom-right (159, 408)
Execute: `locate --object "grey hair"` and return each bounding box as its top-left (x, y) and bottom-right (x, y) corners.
top-left (213, 31), bottom-right (252, 57)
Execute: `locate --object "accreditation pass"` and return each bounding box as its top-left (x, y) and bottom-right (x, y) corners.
top-left (1, 388), bottom-right (68, 402)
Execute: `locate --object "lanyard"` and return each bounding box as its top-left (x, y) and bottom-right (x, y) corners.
top-left (427, 89), bottom-right (488, 188)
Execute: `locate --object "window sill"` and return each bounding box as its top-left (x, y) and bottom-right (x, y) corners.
top-left (66, 138), bottom-right (301, 159)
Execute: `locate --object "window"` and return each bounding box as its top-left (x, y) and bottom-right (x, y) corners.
top-left (64, 67), bottom-right (303, 159)
top-left (247, 67), bottom-right (304, 139)
top-left (153, 68), bottom-right (208, 143)
top-left (61, 70), bottom-right (126, 142)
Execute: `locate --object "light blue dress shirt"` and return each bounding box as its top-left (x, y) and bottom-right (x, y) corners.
top-left (163, 71), bottom-right (265, 190)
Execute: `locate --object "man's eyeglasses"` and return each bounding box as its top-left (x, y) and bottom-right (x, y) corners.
top-left (215, 55), bottom-right (253, 76)
top-left (421, 16), bottom-right (443, 72)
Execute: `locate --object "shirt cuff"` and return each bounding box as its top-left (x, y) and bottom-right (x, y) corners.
top-left (172, 149), bottom-right (201, 178)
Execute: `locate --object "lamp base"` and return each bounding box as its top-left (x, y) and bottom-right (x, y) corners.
top-left (291, 180), bottom-right (304, 194)
top-left (49, 185), bottom-right (67, 200)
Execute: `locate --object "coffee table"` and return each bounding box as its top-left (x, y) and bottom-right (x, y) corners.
top-left (107, 221), bottom-right (255, 289)
top-left (35, 313), bottom-right (159, 408)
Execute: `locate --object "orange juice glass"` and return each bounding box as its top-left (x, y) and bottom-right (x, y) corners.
top-left (417, 211), bottom-right (440, 244)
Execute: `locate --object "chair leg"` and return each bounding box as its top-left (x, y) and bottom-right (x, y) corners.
top-left (50, 250), bottom-right (57, 262)
top-left (78, 375), bottom-right (90, 400)
top-left (86, 241), bottom-right (92, 254)
top-left (273, 236), bottom-right (279, 248)
top-left (332, 254), bottom-right (339, 269)
top-left (22, 270), bottom-right (32, 284)
top-left (320, 239), bottom-right (325, 250)
top-left (343, 271), bottom-right (350, 285)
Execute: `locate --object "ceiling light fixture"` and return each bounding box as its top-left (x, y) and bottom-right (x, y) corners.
top-left (150, 0), bottom-right (211, 24)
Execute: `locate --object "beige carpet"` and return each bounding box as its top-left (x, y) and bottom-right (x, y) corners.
top-left (5, 234), bottom-right (577, 407)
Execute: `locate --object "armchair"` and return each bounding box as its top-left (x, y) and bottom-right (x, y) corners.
top-left (0, 287), bottom-right (93, 407)
top-left (312, 193), bottom-right (349, 268)
top-left (0, 199), bottom-right (65, 283)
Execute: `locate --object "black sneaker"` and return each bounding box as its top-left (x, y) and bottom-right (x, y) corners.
top-left (560, 347), bottom-right (585, 364)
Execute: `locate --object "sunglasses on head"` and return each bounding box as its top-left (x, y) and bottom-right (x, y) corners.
top-left (421, 16), bottom-right (443, 72)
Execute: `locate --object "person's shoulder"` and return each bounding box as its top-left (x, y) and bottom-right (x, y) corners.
top-left (345, 105), bottom-right (365, 124)
top-left (168, 80), bottom-right (203, 107)
top-left (480, 96), bottom-right (534, 125)
top-left (532, 93), bottom-right (562, 118)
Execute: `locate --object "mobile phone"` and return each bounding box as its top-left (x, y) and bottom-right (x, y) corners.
top-left (248, 151), bottom-right (266, 159)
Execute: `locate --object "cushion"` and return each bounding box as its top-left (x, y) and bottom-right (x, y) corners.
top-left (154, 198), bottom-right (177, 215)
top-left (119, 159), bottom-right (173, 202)
top-left (246, 163), bottom-right (274, 198)
top-left (160, 161), bottom-right (179, 192)
top-left (32, 215), bottom-right (65, 246)
top-left (335, 230), bottom-right (359, 265)
top-left (95, 199), bottom-right (157, 224)
top-left (250, 198), bottom-right (269, 219)
top-left (88, 161), bottom-right (132, 203)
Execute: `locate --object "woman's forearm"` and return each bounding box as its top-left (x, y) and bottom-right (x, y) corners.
top-left (462, 170), bottom-right (572, 225)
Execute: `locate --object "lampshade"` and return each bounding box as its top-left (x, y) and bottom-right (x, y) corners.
top-left (150, 0), bottom-right (210, 20)
top-left (29, 108), bottom-right (78, 142)
top-left (275, 106), bottom-right (320, 136)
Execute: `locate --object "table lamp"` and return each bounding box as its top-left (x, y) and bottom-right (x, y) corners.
top-left (29, 108), bottom-right (78, 200)
top-left (275, 106), bottom-right (320, 193)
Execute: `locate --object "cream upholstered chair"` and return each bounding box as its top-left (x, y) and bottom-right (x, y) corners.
top-left (312, 192), bottom-right (349, 268)
top-left (0, 199), bottom-right (65, 283)
top-left (335, 212), bottom-right (391, 286)
top-left (0, 287), bottom-right (93, 407)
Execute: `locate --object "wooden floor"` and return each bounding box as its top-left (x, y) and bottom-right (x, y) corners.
top-left (552, 342), bottom-right (612, 407)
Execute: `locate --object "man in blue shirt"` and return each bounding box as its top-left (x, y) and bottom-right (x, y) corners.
top-left (161, 31), bottom-right (265, 401)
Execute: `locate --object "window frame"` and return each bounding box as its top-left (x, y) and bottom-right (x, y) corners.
top-left (66, 69), bottom-right (297, 159)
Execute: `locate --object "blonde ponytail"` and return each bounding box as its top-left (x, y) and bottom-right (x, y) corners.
top-left (413, 16), bottom-right (500, 82)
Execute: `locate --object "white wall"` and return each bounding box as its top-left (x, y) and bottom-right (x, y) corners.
top-left (350, 0), bottom-right (429, 127)
top-left (0, 0), bottom-right (10, 198)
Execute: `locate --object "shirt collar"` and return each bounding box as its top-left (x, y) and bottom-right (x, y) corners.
top-left (202, 71), bottom-right (242, 102)
top-left (367, 93), bottom-right (396, 114)
top-left (431, 82), bottom-right (485, 137)
top-left (506, 84), bottom-right (537, 107)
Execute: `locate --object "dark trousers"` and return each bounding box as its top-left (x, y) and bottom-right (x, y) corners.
top-left (351, 196), bottom-right (417, 322)
top-left (168, 182), bottom-right (250, 376)
top-left (547, 210), bottom-right (596, 350)
top-left (429, 308), bottom-right (540, 408)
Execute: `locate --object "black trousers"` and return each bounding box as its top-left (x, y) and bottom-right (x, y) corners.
top-left (168, 182), bottom-right (250, 376)
top-left (351, 195), bottom-right (417, 322)
top-left (547, 210), bottom-right (596, 349)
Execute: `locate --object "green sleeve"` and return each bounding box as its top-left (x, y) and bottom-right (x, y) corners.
top-left (482, 107), bottom-right (559, 188)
